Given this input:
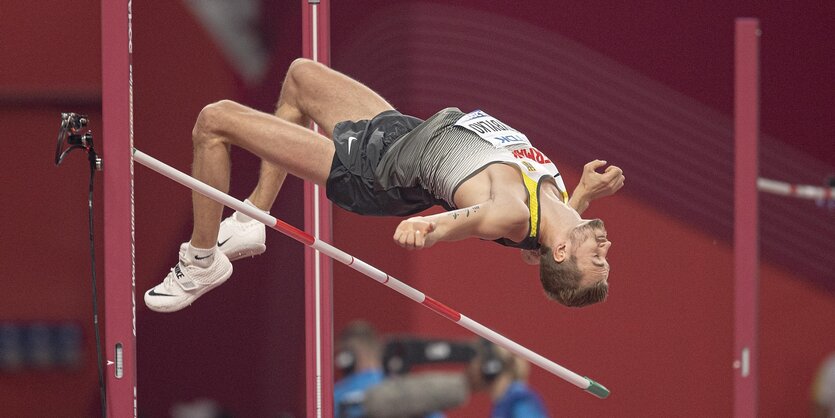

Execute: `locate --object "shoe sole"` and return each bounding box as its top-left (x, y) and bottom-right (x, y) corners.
top-left (224, 244), bottom-right (266, 262)
top-left (145, 269), bottom-right (232, 313)
top-left (181, 242), bottom-right (266, 263)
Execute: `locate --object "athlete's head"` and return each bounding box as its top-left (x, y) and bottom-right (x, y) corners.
top-left (538, 218), bottom-right (610, 307)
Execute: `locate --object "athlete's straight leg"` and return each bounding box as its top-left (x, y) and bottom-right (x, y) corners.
top-left (189, 59), bottom-right (395, 248)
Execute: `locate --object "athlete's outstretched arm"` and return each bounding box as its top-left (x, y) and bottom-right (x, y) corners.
top-left (393, 199), bottom-right (529, 250)
top-left (568, 160), bottom-right (625, 214)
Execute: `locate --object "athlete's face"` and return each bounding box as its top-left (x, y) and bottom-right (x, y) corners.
top-left (569, 219), bottom-right (611, 288)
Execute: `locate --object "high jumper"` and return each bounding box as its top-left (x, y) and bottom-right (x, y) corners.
top-left (143, 58), bottom-right (625, 313)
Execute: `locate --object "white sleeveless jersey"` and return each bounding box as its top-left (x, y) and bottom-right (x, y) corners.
top-left (414, 108), bottom-right (568, 206)
top-left (378, 107), bottom-right (568, 204)
top-left (376, 108), bottom-right (568, 248)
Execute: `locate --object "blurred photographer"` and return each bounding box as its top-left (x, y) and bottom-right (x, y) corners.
top-left (334, 321), bottom-right (386, 418)
top-left (334, 321), bottom-right (449, 418)
top-left (466, 339), bottom-right (550, 418)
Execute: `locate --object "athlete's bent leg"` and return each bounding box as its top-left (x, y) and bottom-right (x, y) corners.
top-left (188, 99), bottom-right (335, 249)
top-left (244, 64), bottom-right (310, 211)
top-left (146, 59), bottom-right (388, 311)
top-left (240, 58), bottom-right (394, 212)
top-left (281, 58), bottom-right (395, 137)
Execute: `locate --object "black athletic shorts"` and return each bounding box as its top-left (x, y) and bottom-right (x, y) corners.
top-left (326, 110), bottom-right (444, 216)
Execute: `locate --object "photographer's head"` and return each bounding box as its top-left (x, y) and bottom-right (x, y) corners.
top-left (466, 339), bottom-right (529, 399)
top-left (335, 320), bottom-right (382, 376)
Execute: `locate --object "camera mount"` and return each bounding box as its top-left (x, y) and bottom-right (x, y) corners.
top-left (55, 112), bottom-right (102, 170)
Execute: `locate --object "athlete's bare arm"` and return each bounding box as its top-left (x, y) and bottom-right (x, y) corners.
top-left (393, 198), bottom-right (529, 250)
top-left (568, 160), bottom-right (625, 214)
top-left (394, 164), bottom-right (530, 250)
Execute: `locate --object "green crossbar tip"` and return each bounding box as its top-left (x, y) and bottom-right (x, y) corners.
top-left (584, 377), bottom-right (610, 399)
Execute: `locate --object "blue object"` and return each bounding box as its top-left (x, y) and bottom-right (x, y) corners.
top-left (491, 381), bottom-right (549, 418)
top-left (334, 368), bottom-right (385, 418)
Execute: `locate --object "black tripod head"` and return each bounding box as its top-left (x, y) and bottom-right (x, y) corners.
top-left (55, 112), bottom-right (102, 170)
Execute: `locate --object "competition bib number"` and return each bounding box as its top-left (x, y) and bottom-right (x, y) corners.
top-left (454, 110), bottom-right (531, 148)
top-left (455, 110), bottom-right (568, 203)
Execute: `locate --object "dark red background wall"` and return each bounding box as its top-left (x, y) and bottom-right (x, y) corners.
top-left (1, 1), bottom-right (104, 416)
top-left (2, 1), bottom-right (833, 417)
top-left (2, 1), bottom-right (306, 416)
top-left (328, 2), bottom-right (835, 418)
top-left (130, 2), bottom-right (307, 418)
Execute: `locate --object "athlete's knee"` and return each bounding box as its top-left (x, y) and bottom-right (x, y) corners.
top-left (286, 58), bottom-right (328, 90)
top-left (288, 57), bottom-right (324, 77)
top-left (192, 100), bottom-right (239, 147)
top-left (280, 58), bottom-right (328, 117)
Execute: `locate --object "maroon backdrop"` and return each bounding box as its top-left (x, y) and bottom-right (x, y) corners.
top-left (1, 1), bottom-right (833, 417)
top-left (329, 2), bottom-right (835, 418)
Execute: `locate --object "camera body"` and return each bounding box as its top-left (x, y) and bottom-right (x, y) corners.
top-left (55, 112), bottom-right (102, 170)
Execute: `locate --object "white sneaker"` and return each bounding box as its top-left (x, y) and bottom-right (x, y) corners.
top-left (174, 211), bottom-right (266, 263)
top-left (144, 251), bottom-right (233, 313)
top-left (215, 211), bottom-right (266, 261)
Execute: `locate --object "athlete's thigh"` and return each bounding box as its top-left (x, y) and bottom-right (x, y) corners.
top-left (213, 101), bottom-right (335, 185)
top-left (290, 60), bottom-right (395, 137)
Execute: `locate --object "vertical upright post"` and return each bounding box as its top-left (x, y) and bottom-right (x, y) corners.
top-left (102, 0), bottom-right (137, 417)
top-left (302, 1), bottom-right (333, 417)
top-left (733, 17), bottom-right (760, 418)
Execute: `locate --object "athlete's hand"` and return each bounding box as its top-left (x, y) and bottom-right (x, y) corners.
top-left (569, 160), bottom-right (625, 213)
top-left (394, 216), bottom-right (438, 250)
top-left (580, 159), bottom-right (625, 199)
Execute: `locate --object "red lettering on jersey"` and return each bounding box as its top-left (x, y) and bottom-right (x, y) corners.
top-left (512, 147), bottom-right (552, 165)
